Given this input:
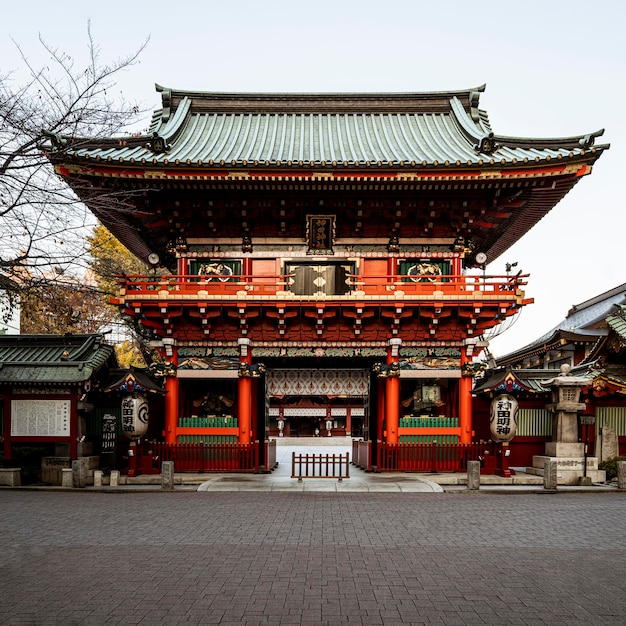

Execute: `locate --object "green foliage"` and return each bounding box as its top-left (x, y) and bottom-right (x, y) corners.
top-left (86, 223), bottom-right (145, 297)
top-left (598, 455), bottom-right (626, 481)
top-left (115, 340), bottom-right (146, 368)
top-left (20, 277), bottom-right (115, 335)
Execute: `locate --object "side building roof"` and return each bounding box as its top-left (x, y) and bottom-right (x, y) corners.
top-left (496, 283), bottom-right (626, 367)
top-left (0, 334), bottom-right (117, 385)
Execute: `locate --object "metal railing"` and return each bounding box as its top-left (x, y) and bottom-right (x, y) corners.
top-left (291, 452), bottom-right (350, 481)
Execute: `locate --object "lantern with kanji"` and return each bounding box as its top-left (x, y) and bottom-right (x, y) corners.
top-left (489, 394), bottom-right (518, 442)
top-left (121, 392), bottom-right (149, 440)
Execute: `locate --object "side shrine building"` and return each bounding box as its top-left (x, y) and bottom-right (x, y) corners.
top-left (46, 84), bottom-right (607, 471)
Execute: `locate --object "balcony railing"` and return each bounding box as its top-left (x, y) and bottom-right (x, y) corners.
top-left (117, 273), bottom-right (527, 299)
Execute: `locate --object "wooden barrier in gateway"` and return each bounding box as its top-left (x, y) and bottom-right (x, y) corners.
top-left (291, 452), bottom-right (350, 481)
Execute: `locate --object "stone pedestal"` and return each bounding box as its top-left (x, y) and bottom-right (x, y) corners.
top-left (0, 468), bottom-right (21, 486)
top-left (527, 455), bottom-right (605, 485)
top-left (544, 442), bottom-right (583, 457)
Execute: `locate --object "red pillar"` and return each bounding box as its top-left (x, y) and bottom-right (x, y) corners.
top-left (164, 348), bottom-right (179, 444)
top-left (377, 377), bottom-right (385, 442)
top-left (238, 338), bottom-right (252, 444)
top-left (385, 339), bottom-right (401, 444)
top-left (459, 346), bottom-right (473, 444)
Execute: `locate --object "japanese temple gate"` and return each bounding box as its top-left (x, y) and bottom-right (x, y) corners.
top-left (46, 83), bottom-right (607, 469)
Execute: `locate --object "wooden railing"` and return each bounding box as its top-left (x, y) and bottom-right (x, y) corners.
top-left (144, 441), bottom-right (259, 473)
top-left (352, 440), bottom-right (372, 471)
top-left (264, 440), bottom-right (277, 473)
top-left (117, 273), bottom-right (527, 299)
top-left (140, 440), bottom-right (278, 473)
top-left (291, 452), bottom-right (350, 481)
top-left (377, 441), bottom-right (498, 473)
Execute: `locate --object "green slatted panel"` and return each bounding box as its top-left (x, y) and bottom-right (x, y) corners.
top-left (597, 407), bottom-right (626, 436)
top-left (401, 417), bottom-right (459, 428)
top-left (516, 409), bottom-right (552, 436)
top-left (399, 434), bottom-right (459, 444)
top-left (178, 416), bottom-right (238, 428)
top-left (177, 435), bottom-right (237, 444)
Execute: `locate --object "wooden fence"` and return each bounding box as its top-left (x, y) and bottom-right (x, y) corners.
top-left (141, 440), bottom-right (277, 473)
top-left (291, 452), bottom-right (350, 481)
top-left (377, 441), bottom-right (498, 472)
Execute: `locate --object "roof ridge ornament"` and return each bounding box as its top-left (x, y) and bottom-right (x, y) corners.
top-left (148, 132), bottom-right (169, 154)
top-left (579, 129), bottom-right (604, 149)
top-left (475, 132), bottom-right (498, 155)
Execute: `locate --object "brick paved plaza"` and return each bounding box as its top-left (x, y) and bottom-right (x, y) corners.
top-left (1, 491), bottom-right (625, 625)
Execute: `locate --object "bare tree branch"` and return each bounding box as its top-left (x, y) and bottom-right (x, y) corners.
top-left (0, 22), bottom-right (149, 301)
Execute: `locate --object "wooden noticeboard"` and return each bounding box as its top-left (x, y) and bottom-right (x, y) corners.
top-left (10, 399), bottom-right (71, 437)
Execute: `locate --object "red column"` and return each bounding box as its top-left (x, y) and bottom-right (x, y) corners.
top-left (459, 346), bottom-right (473, 444)
top-left (164, 349), bottom-right (179, 444)
top-left (238, 339), bottom-right (252, 444)
top-left (385, 340), bottom-right (401, 444)
top-left (377, 377), bottom-right (385, 442)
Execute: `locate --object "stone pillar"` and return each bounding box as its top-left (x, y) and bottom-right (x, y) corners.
top-left (543, 460), bottom-right (557, 491)
top-left (109, 470), bottom-right (120, 487)
top-left (93, 470), bottom-right (103, 487)
top-left (161, 461), bottom-right (175, 490)
top-left (72, 458), bottom-right (86, 489)
top-left (467, 460), bottom-right (480, 490)
top-left (618, 462), bottom-right (626, 490)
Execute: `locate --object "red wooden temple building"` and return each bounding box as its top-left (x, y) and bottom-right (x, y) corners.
top-left (46, 84), bottom-right (607, 471)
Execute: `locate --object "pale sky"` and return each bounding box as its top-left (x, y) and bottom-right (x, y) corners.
top-left (2, 0), bottom-right (625, 356)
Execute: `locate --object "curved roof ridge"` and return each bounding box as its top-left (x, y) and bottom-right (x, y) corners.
top-left (155, 82), bottom-right (487, 101)
top-left (154, 82), bottom-right (487, 114)
top-left (494, 128), bottom-right (608, 151)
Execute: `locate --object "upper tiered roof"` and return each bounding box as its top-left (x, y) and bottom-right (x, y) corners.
top-left (50, 84), bottom-right (607, 171)
top-left (46, 84), bottom-right (609, 267)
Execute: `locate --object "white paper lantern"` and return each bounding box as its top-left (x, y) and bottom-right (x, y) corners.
top-left (121, 393), bottom-right (149, 440)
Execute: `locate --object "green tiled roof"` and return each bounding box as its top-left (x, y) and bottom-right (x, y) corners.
top-left (48, 84), bottom-right (608, 170)
top-left (0, 334), bottom-right (116, 385)
top-left (606, 305), bottom-right (626, 340)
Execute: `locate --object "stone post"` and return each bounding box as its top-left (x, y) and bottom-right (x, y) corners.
top-left (93, 470), bottom-right (103, 487)
top-left (543, 460), bottom-right (557, 491)
top-left (161, 461), bottom-right (175, 490)
top-left (61, 468), bottom-right (73, 488)
top-left (72, 458), bottom-right (86, 488)
top-left (109, 470), bottom-right (120, 487)
top-left (617, 461), bottom-right (626, 490)
top-left (467, 460), bottom-right (480, 490)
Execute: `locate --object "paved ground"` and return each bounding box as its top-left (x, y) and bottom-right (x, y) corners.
top-left (1, 490), bottom-right (625, 625)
